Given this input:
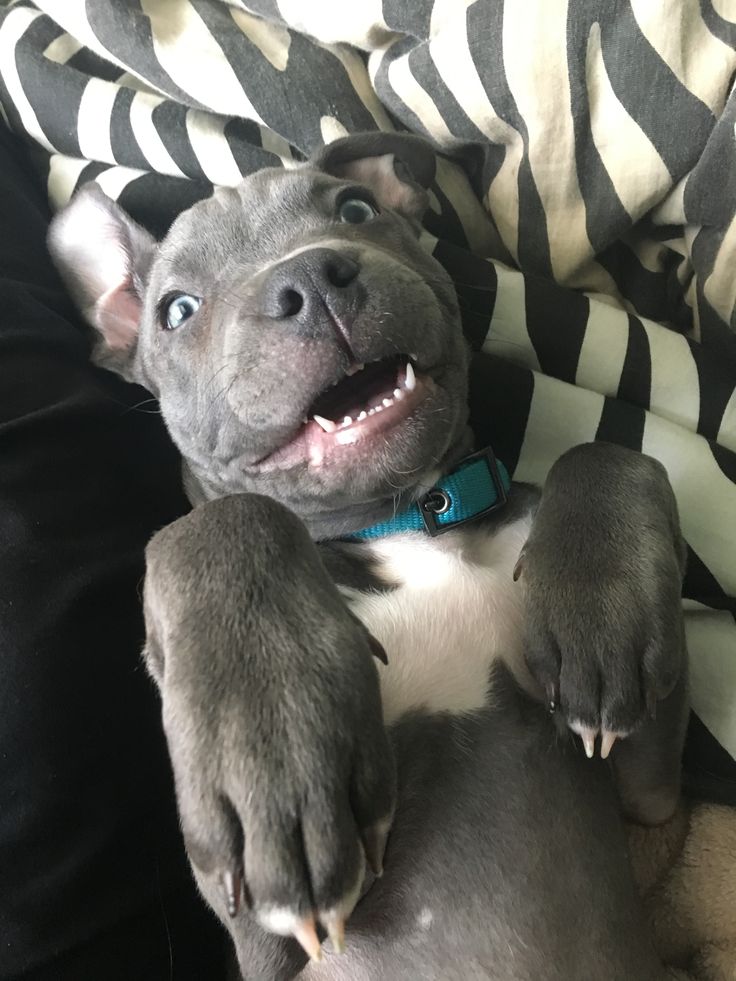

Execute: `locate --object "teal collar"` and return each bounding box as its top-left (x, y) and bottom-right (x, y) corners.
top-left (352, 447), bottom-right (511, 540)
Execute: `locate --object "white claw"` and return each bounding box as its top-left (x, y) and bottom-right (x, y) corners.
top-left (323, 915), bottom-right (346, 954)
top-left (580, 727), bottom-right (597, 759)
top-left (600, 732), bottom-right (617, 760)
top-left (292, 918), bottom-right (322, 962)
top-left (404, 361), bottom-right (416, 392)
top-left (312, 414), bottom-right (337, 433)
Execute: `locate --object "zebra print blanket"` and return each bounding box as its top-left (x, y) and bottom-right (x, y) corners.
top-left (1, 0), bottom-right (735, 785)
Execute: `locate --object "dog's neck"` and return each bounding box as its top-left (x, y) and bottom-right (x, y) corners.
top-left (181, 428), bottom-right (476, 542)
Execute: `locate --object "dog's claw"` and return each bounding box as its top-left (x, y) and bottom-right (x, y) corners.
top-left (512, 557), bottom-right (523, 582)
top-left (580, 727), bottom-right (597, 759)
top-left (545, 681), bottom-right (558, 714)
top-left (600, 731), bottom-right (617, 760)
top-left (323, 914), bottom-right (346, 954)
top-left (368, 634), bottom-right (388, 665)
top-left (362, 818), bottom-right (391, 878)
top-left (646, 689), bottom-right (658, 721)
top-left (222, 869), bottom-right (242, 918)
top-left (293, 917), bottom-right (322, 962)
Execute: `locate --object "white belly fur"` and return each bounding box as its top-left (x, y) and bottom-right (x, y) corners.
top-left (343, 515), bottom-right (535, 727)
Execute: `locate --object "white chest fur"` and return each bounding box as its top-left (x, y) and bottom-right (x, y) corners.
top-left (343, 515), bottom-right (535, 727)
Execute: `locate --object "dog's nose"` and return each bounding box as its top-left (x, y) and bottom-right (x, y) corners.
top-left (260, 248), bottom-right (361, 324)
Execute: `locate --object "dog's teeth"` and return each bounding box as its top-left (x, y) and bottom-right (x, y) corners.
top-left (404, 361), bottom-right (416, 392)
top-left (382, 398), bottom-right (393, 408)
top-left (374, 404), bottom-right (384, 413)
top-left (345, 363), bottom-right (365, 376)
top-left (368, 408), bottom-right (376, 416)
top-left (358, 411), bottom-right (367, 421)
top-left (342, 416), bottom-right (353, 427)
top-left (313, 414), bottom-right (337, 433)
top-left (393, 388), bottom-right (403, 400)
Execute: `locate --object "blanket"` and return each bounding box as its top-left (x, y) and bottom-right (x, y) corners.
top-left (1, 0), bottom-right (734, 788)
top-left (0, 2), bottom-right (734, 973)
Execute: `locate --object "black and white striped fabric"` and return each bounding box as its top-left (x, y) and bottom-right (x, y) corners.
top-left (1, 0), bottom-right (735, 787)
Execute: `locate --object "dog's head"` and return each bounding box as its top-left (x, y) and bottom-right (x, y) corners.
top-left (49, 133), bottom-right (471, 537)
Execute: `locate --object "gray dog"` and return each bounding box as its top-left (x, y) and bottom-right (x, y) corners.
top-left (49, 133), bottom-right (688, 980)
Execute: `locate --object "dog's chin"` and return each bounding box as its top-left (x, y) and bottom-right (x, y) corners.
top-left (180, 364), bottom-right (469, 537)
top-left (249, 372), bottom-right (469, 536)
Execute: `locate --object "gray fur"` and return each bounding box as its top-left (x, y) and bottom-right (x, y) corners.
top-left (48, 135), bottom-right (468, 540)
top-left (48, 134), bottom-right (688, 979)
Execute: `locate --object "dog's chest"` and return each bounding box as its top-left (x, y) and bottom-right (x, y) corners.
top-left (341, 515), bottom-right (533, 726)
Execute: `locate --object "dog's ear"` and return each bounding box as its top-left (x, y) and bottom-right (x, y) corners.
top-left (312, 132), bottom-right (436, 220)
top-left (48, 183), bottom-right (156, 376)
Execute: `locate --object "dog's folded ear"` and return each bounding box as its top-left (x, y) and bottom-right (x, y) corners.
top-left (312, 132), bottom-right (436, 220)
top-left (48, 183), bottom-right (155, 377)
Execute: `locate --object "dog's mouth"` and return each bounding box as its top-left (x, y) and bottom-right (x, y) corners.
top-left (256, 354), bottom-right (433, 470)
top-left (308, 354), bottom-right (419, 431)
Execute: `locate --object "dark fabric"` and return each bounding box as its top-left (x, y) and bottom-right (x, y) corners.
top-left (0, 124), bottom-right (226, 980)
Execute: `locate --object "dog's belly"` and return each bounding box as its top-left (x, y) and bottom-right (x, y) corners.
top-left (302, 681), bottom-right (665, 981)
top-left (307, 521), bottom-right (667, 981)
top-left (341, 515), bottom-right (536, 726)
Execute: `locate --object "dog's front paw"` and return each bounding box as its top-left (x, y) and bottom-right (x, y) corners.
top-left (518, 443), bottom-right (687, 759)
top-left (142, 495), bottom-right (396, 965)
top-left (173, 655), bottom-right (394, 963)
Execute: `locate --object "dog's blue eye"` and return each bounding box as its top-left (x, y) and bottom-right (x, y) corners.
top-left (163, 294), bottom-right (202, 330)
top-left (338, 198), bottom-right (378, 224)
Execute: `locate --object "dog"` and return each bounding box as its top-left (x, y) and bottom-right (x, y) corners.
top-left (48, 133), bottom-right (689, 980)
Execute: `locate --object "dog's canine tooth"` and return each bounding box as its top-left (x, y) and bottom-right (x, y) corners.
top-left (404, 361), bottom-right (416, 392)
top-left (313, 414), bottom-right (337, 433)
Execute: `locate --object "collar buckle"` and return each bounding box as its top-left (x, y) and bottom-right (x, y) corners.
top-left (419, 446), bottom-right (509, 537)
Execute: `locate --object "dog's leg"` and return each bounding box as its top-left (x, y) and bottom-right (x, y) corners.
top-left (142, 492), bottom-right (396, 977)
top-left (613, 665), bottom-right (688, 825)
top-left (517, 441), bottom-right (688, 824)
